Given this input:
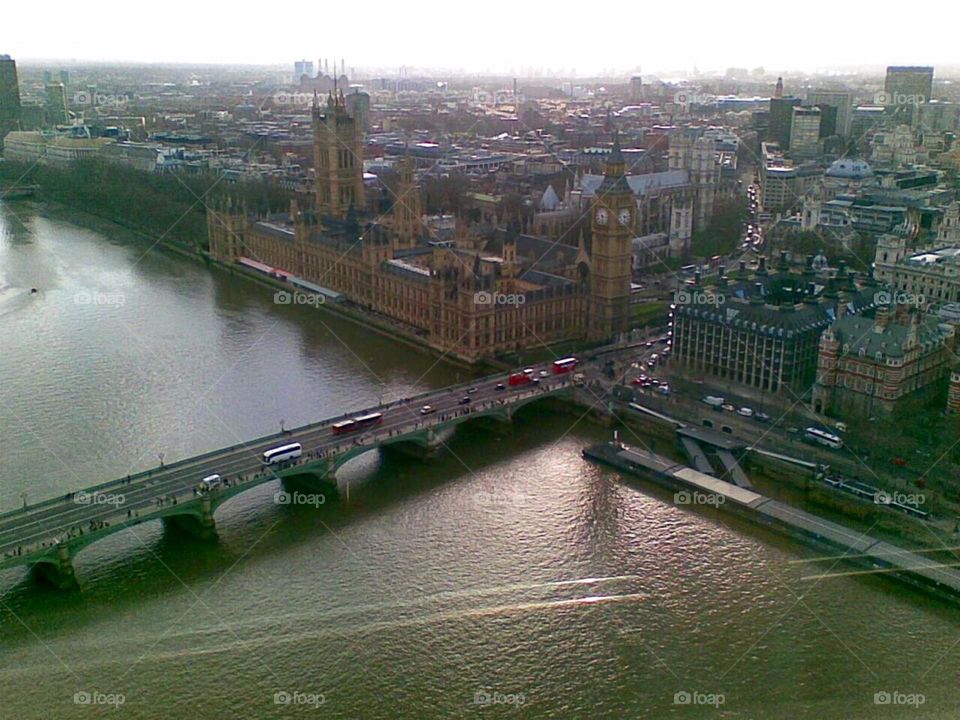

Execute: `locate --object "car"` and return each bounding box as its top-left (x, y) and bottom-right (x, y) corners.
top-left (645, 341), bottom-right (655, 348)
top-left (531, 377), bottom-right (541, 385)
top-left (539, 370), bottom-right (548, 378)
top-left (647, 360), bottom-right (656, 369)
top-left (495, 383), bottom-right (506, 391)
top-left (786, 426), bottom-right (800, 434)
top-left (650, 378), bottom-right (661, 386)
top-left (737, 407), bottom-right (754, 418)
top-left (419, 405), bottom-right (435, 415)
top-left (523, 368), bottom-right (535, 376)
top-left (754, 412), bottom-right (772, 423)
top-left (632, 377), bottom-right (645, 385)
top-left (458, 396), bottom-right (471, 405)
top-left (721, 403), bottom-right (736, 412)
top-left (467, 387), bottom-right (478, 394)
top-left (834, 422), bottom-right (847, 432)
top-left (658, 385), bottom-right (670, 395)
top-left (199, 474), bottom-right (222, 493)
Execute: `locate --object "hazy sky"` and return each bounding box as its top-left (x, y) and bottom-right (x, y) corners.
top-left (4, 0), bottom-right (956, 75)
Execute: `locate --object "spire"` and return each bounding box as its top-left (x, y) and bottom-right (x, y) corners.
top-left (598, 130), bottom-right (630, 194)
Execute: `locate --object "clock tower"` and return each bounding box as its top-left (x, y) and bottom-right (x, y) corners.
top-left (589, 132), bottom-right (634, 340)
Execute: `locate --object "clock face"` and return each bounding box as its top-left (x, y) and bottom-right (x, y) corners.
top-left (596, 209), bottom-right (609, 225)
top-left (619, 209), bottom-right (632, 226)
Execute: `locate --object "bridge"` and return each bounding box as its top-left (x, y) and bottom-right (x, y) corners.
top-left (0, 363), bottom-right (590, 589)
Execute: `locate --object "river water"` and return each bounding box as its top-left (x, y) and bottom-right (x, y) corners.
top-left (0, 202), bottom-right (958, 719)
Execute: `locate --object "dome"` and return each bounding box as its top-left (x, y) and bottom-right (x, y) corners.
top-left (825, 158), bottom-right (873, 179)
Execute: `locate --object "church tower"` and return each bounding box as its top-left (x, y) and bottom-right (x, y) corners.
top-left (588, 132), bottom-right (634, 340)
top-left (313, 89), bottom-right (365, 219)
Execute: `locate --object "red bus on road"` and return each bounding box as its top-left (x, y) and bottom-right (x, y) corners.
top-left (508, 372), bottom-right (530, 386)
top-left (552, 357), bottom-right (578, 374)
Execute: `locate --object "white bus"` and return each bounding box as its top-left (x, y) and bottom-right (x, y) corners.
top-left (804, 427), bottom-right (843, 449)
top-left (262, 442), bottom-right (303, 465)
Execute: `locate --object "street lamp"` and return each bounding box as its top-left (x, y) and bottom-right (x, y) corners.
top-left (280, 419), bottom-right (286, 434)
top-left (20, 492), bottom-right (27, 509)
top-left (158, 452), bottom-right (165, 468)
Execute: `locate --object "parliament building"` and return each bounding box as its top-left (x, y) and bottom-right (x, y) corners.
top-left (208, 91), bottom-right (634, 362)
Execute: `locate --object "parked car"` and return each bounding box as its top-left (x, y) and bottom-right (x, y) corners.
top-left (721, 403), bottom-right (736, 412)
top-left (737, 407), bottom-right (754, 418)
top-left (754, 411), bottom-right (772, 423)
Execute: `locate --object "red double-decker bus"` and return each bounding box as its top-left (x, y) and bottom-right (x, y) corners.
top-left (508, 372), bottom-right (530, 386)
top-left (552, 357), bottom-right (578, 374)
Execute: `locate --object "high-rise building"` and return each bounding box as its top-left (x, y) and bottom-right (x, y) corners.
top-left (629, 75), bottom-right (643, 102)
top-left (769, 96), bottom-right (800, 149)
top-left (0, 54), bottom-right (22, 139)
top-left (806, 90), bottom-right (851, 136)
top-left (884, 66), bottom-right (934, 103)
top-left (45, 82), bottom-right (69, 126)
top-left (789, 106), bottom-right (822, 160)
top-left (294, 60), bottom-right (315, 80)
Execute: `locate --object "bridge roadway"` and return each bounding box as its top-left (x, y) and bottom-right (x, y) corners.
top-left (0, 361), bottom-right (591, 588)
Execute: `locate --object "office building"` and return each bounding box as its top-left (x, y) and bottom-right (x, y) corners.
top-left (806, 89), bottom-right (851, 136)
top-left (813, 303), bottom-right (954, 415)
top-left (789, 106), bottom-right (822, 160)
top-left (0, 54), bottom-right (21, 140)
top-left (769, 96), bottom-right (801, 149)
top-left (884, 66), bottom-right (934, 104)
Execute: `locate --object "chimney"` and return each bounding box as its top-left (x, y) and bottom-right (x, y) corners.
top-left (718, 264), bottom-right (726, 278)
top-left (739, 260), bottom-right (747, 273)
top-left (694, 270), bottom-right (701, 285)
top-left (759, 256), bottom-right (767, 272)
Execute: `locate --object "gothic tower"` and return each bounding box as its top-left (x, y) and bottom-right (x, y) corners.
top-left (691, 136), bottom-right (717, 231)
top-left (392, 153), bottom-right (422, 250)
top-left (588, 132), bottom-right (634, 340)
top-left (313, 90), bottom-right (365, 220)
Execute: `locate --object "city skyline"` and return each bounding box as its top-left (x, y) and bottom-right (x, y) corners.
top-left (4, 0), bottom-right (958, 77)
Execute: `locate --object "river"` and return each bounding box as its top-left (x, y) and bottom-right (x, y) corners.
top-left (0, 201), bottom-right (957, 719)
